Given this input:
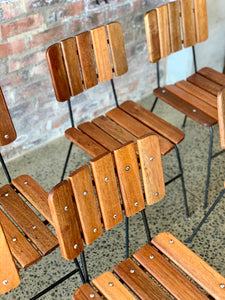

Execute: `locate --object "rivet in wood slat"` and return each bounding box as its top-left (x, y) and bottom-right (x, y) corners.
top-left (93, 228), bottom-right (97, 233)
top-left (155, 192), bottom-right (159, 196)
top-left (5, 193), bottom-right (8, 197)
top-left (32, 225), bottom-right (36, 229)
top-left (89, 294), bottom-right (95, 298)
top-left (12, 238), bottom-right (17, 242)
top-left (64, 206), bottom-right (68, 211)
top-left (150, 157), bottom-right (154, 161)
top-left (150, 255), bottom-right (154, 259)
top-left (125, 166), bottom-right (130, 171)
top-left (135, 202), bottom-right (138, 206)
top-left (108, 282), bottom-right (114, 287)
top-left (162, 89), bottom-right (166, 93)
top-left (24, 181), bottom-right (28, 184)
top-left (74, 244), bottom-right (78, 249)
top-left (193, 109), bottom-right (197, 113)
top-left (113, 214), bottom-right (117, 219)
top-left (83, 191), bottom-right (87, 196)
top-left (130, 269), bottom-right (135, 274)
top-left (169, 239), bottom-right (174, 244)
top-left (4, 135), bottom-right (9, 139)
top-left (105, 177), bottom-right (109, 182)
top-left (3, 280), bottom-right (8, 285)
top-left (220, 284), bottom-right (225, 288)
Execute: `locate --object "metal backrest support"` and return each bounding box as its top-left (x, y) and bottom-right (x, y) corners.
top-left (217, 87), bottom-right (225, 149)
top-left (144, 0), bottom-right (208, 63)
top-left (46, 22), bottom-right (128, 102)
top-left (48, 134), bottom-right (165, 262)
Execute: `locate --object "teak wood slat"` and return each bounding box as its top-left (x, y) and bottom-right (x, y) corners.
top-left (194, 0), bottom-right (208, 43)
top-left (114, 258), bottom-right (171, 300)
top-left (68, 166), bottom-right (103, 245)
top-left (0, 209), bottom-right (41, 268)
top-left (187, 73), bottom-right (222, 96)
top-left (106, 107), bottom-right (174, 155)
top-left (78, 122), bottom-right (121, 152)
top-left (120, 100), bottom-right (185, 144)
top-left (73, 283), bottom-right (102, 300)
top-left (90, 152), bottom-right (123, 230)
top-left (152, 232), bottom-right (225, 300)
top-left (180, 0), bottom-right (196, 48)
top-left (168, 1), bottom-right (182, 53)
top-left (46, 43), bottom-right (71, 102)
top-left (12, 174), bottom-right (53, 226)
top-left (92, 271), bottom-right (136, 300)
top-left (217, 87), bottom-right (225, 149)
top-left (114, 142), bottom-right (145, 217)
top-left (0, 185), bottom-right (58, 256)
top-left (75, 31), bottom-right (98, 90)
top-left (90, 26), bottom-right (113, 83)
top-left (0, 87), bottom-right (17, 146)
top-left (107, 22), bottom-right (128, 76)
top-left (48, 181), bottom-right (84, 260)
top-left (144, 10), bottom-right (161, 63)
top-left (60, 37), bottom-right (83, 96)
top-left (156, 5), bottom-right (171, 58)
top-left (65, 127), bottom-right (107, 158)
top-left (198, 67), bottom-right (225, 86)
top-left (137, 135), bottom-right (165, 205)
top-left (0, 225), bottom-right (20, 295)
top-left (154, 87), bottom-right (217, 127)
top-left (133, 244), bottom-right (209, 300)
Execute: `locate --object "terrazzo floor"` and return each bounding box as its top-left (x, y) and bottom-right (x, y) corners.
top-left (1, 96), bottom-right (225, 299)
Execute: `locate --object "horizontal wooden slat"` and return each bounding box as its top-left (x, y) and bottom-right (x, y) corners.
top-left (12, 175), bottom-right (53, 226)
top-left (0, 209), bottom-right (41, 268)
top-left (154, 87), bottom-right (217, 127)
top-left (65, 127), bottom-right (107, 158)
top-left (217, 87), bottom-right (225, 149)
top-left (187, 73), bottom-right (222, 96)
top-left (120, 100), bottom-right (185, 144)
top-left (198, 67), bottom-right (225, 86)
top-left (133, 244), bottom-right (209, 300)
top-left (90, 152), bottom-right (123, 230)
top-left (156, 5), bottom-right (171, 58)
top-left (194, 0), bottom-right (208, 43)
top-left (106, 107), bottom-right (174, 156)
top-left (73, 283), bottom-right (102, 300)
top-left (168, 1), bottom-right (182, 53)
top-left (68, 166), bottom-right (103, 245)
top-left (78, 122), bottom-right (121, 152)
top-left (180, 0), bottom-right (196, 47)
top-left (0, 185), bottom-right (58, 256)
top-left (114, 258), bottom-right (171, 300)
top-left (152, 232), bottom-right (225, 300)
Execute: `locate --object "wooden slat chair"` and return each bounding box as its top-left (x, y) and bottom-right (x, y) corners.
top-left (0, 87), bottom-right (84, 298)
top-left (48, 135), bottom-right (225, 300)
top-left (46, 21), bottom-right (190, 218)
top-left (188, 87), bottom-right (225, 242)
top-left (144, 0), bottom-right (225, 209)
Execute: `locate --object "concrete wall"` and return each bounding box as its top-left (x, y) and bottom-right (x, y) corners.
top-left (0, 0), bottom-right (224, 161)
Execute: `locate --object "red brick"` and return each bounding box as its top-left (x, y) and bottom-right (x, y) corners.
top-left (9, 50), bottom-right (45, 72)
top-left (0, 40), bottom-right (26, 59)
top-left (1, 14), bottom-right (44, 40)
top-left (0, 73), bottom-right (26, 90)
top-left (25, 0), bottom-right (62, 13)
top-left (0, 1), bottom-right (24, 21)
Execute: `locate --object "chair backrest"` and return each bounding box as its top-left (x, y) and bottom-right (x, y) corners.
top-left (46, 22), bottom-right (128, 102)
top-left (144, 0), bottom-right (208, 63)
top-left (217, 87), bottom-right (225, 149)
top-left (48, 134), bottom-right (165, 262)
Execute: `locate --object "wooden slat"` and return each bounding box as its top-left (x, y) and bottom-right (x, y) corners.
top-left (175, 80), bottom-right (217, 108)
top-left (107, 22), bottom-right (128, 76)
top-left (194, 0), bottom-right (208, 43)
top-left (73, 283), bottom-right (102, 300)
top-left (217, 87), bottom-right (225, 149)
top-left (168, 1), bottom-right (182, 52)
top-left (0, 224), bottom-right (20, 295)
top-left (198, 67), bottom-right (225, 86)
top-left (90, 152), bottom-right (123, 230)
top-left (0, 87), bottom-right (17, 146)
top-left (78, 122), bottom-right (121, 152)
top-left (0, 185), bottom-right (58, 256)
top-left (114, 142), bottom-right (145, 217)
top-left (0, 209), bottom-right (41, 268)
top-left (46, 43), bottom-right (71, 102)
top-left (68, 166), bottom-right (103, 245)
top-left (92, 271), bottom-right (136, 300)
top-left (76, 31), bottom-right (98, 89)
top-left (133, 244), bottom-right (209, 300)
top-left (152, 232), bottom-right (225, 300)
top-left (93, 115), bottom-right (137, 145)
top-left (120, 100), bottom-right (185, 144)
top-left (60, 37), bottom-right (83, 96)
top-left (165, 85), bottom-right (218, 120)
top-left (114, 258), bottom-right (171, 300)
top-left (137, 135), bottom-right (165, 205)
top-left (180, 0), bottom-right (196, 47)
top-left (90, 26), bottom-right (113, 83)
top-left (144, 10), bottom-right (161, 63)
top-left (154, 87), bottom-right (217, 127)
top-left (48, 181), bottom-right (84, 260)
top-left (12, 175), bottom-right (53, 226)
top-left (187, 73), bottom-right (222, 96)
top-left (156, 5), bottom-right (171, 58)
top-left (65, 127), bottom-right (107, 158)
top-left (106, 107), bottom-right (174, 156)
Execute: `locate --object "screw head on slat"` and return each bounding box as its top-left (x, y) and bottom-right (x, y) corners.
top-left (5, 193), bottom-right (8, 197)
top-left (220, 284), bottom-right (225, 288)
top-left (113, 214), bottom-right (117, 219)
top-left (12, 238), bottom-right (17, 242)
top-left (24, 181), bottom-right (28, 184)
top-left (150, 255), bottom-right (154, 259)
top-left (125, 166), bottom-right (130, 171)
top-left (74, 244), bottom-right (78, 249)
top-left (162, 89), bottom-right (166, 93)
top-left (64, 206), bottom-right (68, 211)
top-left (93, 228), bottom-right (97, 233)
top-left (105, 177), bottom-right (109, 182)
top-left (155, 192), bottom-right (159, 196)
top-left (130, 269), bottom-right (135, 274)
top-left (83, 191), bottom-right (87, 196)
top-left (32, 225), bottom-right (36, 229)
top-left (169, 239), bottom-right (174, 244)
top-left (3, 280), bottom-right (8, 285)
top-left (193, 109), bottom-right (197, 113)
top-left (135, 202), bottom-right (138, 206)
top-left (150, 157), bottom-right (154, 161)
top-left (89, 294), bottom-right (95, 298)
top-left (4, 135), bottom-right (9, 139)
top-left (108, 282), bottom-right (114, 287)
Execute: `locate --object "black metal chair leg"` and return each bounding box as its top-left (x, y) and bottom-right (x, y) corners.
top-left (74, 257), bottom-right (85, 283)
top-left (150, 96), bottom-right (158, 112)
top-left (182, 115), bottom-right (188, 128)
top-left (125, 216), bottom-right (129, 259)
top-left (80, 251), bottom-right (89, 283)
top-left (61, 142), bottom-right (73, 181)
top-left (187, 188), bottom-right (225, 243)
top-left (203, 126), bottom-right (213, 209)
top-left (141, 210), bottom-right (152, 244)
top-left (0, 153), bottom-right (12, 184)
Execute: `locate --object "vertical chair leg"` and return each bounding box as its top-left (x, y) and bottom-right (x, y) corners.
top-left (203, 127), bottom-right (213, 209)
top-left (187, 188), bottom-right (225, 243)
top-left (150, 97), bottom-right (158, 112)
top-left (74, 257), bottom-right (85, 284)
top-left (0, 153), bottom-right (12, 184)
top-left (80, 252), bottom-right (89, 283)
top-left (175, 145), bottom-right (189, 219)
top-left (125, 217), bottom-right (129, 259)
top-left (61, 142), bottom-right (73, 181)
top-left (182, 115), bottom-right (188, 128)
top-left (141, 210), bottom-right (152, 244)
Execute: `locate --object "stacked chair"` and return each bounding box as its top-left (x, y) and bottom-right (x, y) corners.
top-left (144, 0), bottom-right (225, 209)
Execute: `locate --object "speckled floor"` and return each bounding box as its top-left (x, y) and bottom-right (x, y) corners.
top-left (1, 96), bottom-right (225, 299)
